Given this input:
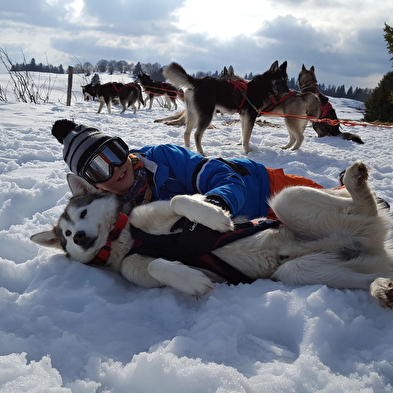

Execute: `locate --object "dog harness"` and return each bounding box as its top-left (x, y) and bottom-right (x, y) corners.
top-left (89, 212), bottom-right (130, 267)
top-left (227, 79), bottom-right (249, 112)
top-left (262, 90), bottom-right (298, 112)
top-left (88, 212), bottom-right (281, 284)
top-left (300, 87), bottom-right (333, 118)
top-left (126, 218), bottom-right (281, 285)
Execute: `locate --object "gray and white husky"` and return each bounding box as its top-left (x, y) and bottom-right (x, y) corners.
top-left (31, 162), bottom-right (393, 308)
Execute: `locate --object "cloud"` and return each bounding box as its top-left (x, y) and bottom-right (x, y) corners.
top-left (0, 0), bottom-right (391, 88)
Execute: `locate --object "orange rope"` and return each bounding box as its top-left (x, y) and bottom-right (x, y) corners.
top-left (142, 84), bottom-right (185, 98)
top-left (237, 89), bottom-right (393, 129)
top-left (144, 83), bottom-right (392, 129)
top-left (256, 110), bottom-right (393, 129)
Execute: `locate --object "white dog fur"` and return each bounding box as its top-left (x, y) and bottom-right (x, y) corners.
top-left (31, 161), bottom-right (393, 308)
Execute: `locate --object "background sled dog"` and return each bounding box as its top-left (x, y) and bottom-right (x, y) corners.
top-left (81, 82), bottom-right (124, 114)
top-left (261, 79), bottom-right (322, 150)
top-left (82, 82), bottom-right (144, 114)
top-left (298, 65), bottom-right (364, 144)
top-left (154, 65), bottom-right (243, 127)
top-left (137, 72), bottom-right (179, 110)
top-left (163, 61), bottom-right (289, 156)
top-left (118, 83), bottom-right (144, 114)
top-left (31, 162), bottom-right (393, 309)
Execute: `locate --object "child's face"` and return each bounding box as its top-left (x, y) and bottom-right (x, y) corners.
top-left (96, 157), bottom-right (135, 196)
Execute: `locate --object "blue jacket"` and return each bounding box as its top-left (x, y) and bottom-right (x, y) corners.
top-left (133, 144), bottom-right (270, 219)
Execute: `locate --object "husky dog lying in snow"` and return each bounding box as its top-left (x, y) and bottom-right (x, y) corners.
top-left (31, 161), bottom-right (393, 308)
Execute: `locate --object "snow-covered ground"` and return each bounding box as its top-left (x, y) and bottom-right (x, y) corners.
top-left (1, 71), bottom-right (393, 393)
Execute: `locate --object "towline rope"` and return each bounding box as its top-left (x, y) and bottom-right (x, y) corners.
top-left (239, 90), bottom-right (393, 129)
top-left (143, 83), bottom-right (393, 130)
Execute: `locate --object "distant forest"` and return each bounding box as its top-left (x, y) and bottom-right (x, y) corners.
top-left (11, 57), bottom-right (373, 102)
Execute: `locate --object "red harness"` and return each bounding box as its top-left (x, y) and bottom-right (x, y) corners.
top-left (87, 210), bottom-right (281, 285)
top-left (227, 79), bottom-right (249, 112)
top-left (313, 89), bottom-right (333, 117)
top-left (89, 213), bottom-right (129, 266)
top-left (301, 88), bottom-right (333, 118)
top-left (263, 90), bottom-right (298, 112)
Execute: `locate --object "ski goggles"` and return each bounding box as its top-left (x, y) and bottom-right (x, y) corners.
top-left (80, 138), bottom-right (129, 184)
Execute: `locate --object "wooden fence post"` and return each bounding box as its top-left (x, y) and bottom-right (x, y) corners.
top-left (67, 66), bottom-right (73, 106)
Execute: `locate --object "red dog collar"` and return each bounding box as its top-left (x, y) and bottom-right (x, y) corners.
top-left (88, 212), bottom-right (129, 266)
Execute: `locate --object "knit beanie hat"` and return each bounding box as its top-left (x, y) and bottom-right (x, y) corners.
top-left (51, 119), bottom-right (113, 176)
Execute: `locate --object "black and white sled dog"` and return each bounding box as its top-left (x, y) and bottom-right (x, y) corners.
top-left (31, 161), bottom-right (393, 309)
top-left (298, 65), bottom-right (364, 144)
top-left (82, 82), bottom-right (144, 114)
top-left (82, 82), bottom-right (124, 114)
top-left (163, 61), bottom-right (289, 156)
top-left (137, 72), bottom-right (180, 110)
top-left (153, 65), bottom-right (243, 127)
top-left (117, 83), bottom-right (145, 114)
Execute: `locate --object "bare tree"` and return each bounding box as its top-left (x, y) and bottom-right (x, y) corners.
top-left (0, 48), bottom-right (56, 103)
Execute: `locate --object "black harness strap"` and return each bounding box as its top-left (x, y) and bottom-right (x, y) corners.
top-left (126, 219), bottom-right (280, 285)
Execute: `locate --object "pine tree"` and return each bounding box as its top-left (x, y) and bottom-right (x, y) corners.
top-left (363, 23), bottom-right (393, 122)
top-left (383, 22), bottom-right (393, 65)
top-left (364, 71), bottom-right (393, 122)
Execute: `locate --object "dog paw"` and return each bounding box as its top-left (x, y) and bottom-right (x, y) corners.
top-left (148, 259), bottom-right (214, 298)
top-left (343, 161), bottom-right (368, 188)
top-left (171, 195), bottom-right (234, 232)
top-left (370, 277), bottom-right (393, 309)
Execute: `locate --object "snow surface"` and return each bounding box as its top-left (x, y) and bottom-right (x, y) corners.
top-left (0, 71), bottom-right (393, 393)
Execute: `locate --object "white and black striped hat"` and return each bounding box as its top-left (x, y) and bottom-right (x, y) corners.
top-left (51, 119), bottom-right (112, 176)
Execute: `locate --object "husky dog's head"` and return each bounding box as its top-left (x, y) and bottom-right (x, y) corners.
top-left (81, 83), bottom-right (98, 101)
top-left (31, 174), bottom-right (121, 263)
top-left (269, 60), bottom-right (290, 96)
top-left (297, 65), bottom-right (317, 91)
top-left (136, 72), bottom-right (152, 85)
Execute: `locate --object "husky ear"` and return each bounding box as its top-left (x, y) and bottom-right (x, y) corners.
top-left (30, 228), bottom-right (63, 249)
top-left (279, 61), bottom-right (287, 73)
top-left (269, 60), bottom-right (279, 72)
top-left (67, 173), bottom-right (98, 197)
top-left (310, 66), bottom-right (315, 72)
top-left (228, 66), bottom-right (234, 76)
top-left (302, 64), bottom-right (306, 71)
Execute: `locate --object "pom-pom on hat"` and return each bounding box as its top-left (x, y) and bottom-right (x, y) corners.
top-left (51, 119), bottom-right (113, 177)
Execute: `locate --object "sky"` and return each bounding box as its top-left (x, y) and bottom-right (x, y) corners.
top-left (1, 71), bottom-right (393, 392)
top-left (0, 1), bottom-right (392, 87)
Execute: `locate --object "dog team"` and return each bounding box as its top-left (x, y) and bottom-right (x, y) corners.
top-left (82, 62), bottom-right (363, 155)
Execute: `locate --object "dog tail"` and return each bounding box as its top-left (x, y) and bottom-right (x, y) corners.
top-left (313, 122), bottom-right (364, 144)
top-left (339, 132), bottom-right (364, 144)
top-left (163, 62), bottom-right (195, 90)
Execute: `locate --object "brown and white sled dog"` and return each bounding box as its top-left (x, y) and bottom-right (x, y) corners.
top-left (260, 86), bottom-right (322, 150)
top-left (163, 61), bottom-right (289, 156)
top-left (31, 162), bottom-right (393, 308)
